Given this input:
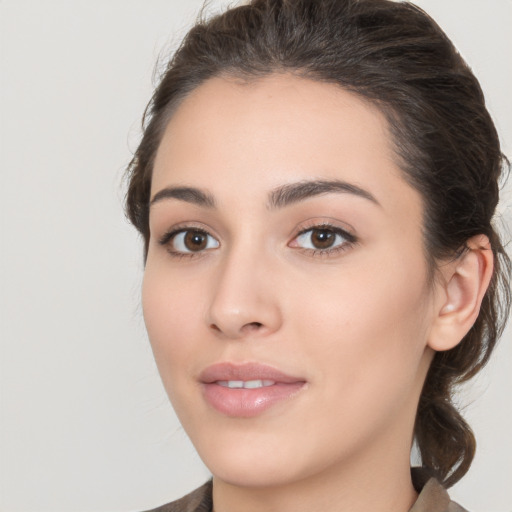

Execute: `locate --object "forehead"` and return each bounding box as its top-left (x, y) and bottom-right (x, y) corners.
top-left (152, 73), bottom-right (421, 219)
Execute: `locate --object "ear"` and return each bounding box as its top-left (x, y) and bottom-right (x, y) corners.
top-left (428, 235), bottom-right (494, 352)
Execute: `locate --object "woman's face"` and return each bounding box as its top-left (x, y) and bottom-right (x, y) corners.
top-left (143, 74), bottom-right (438, 488)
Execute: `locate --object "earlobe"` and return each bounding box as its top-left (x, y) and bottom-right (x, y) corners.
top-left (428, 235), bottom-right (494, 352)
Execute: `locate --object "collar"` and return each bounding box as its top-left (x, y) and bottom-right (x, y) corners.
top-left (410, 467), bottom-right (467, 512)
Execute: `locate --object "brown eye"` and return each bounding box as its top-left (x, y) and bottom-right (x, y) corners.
top-left (184, 230), bottom-right (207, 251)
top-left (170, 229), bottom-right (220, 254)
top-left (310, 229), bottom-right (336, 249)
top-left (293, 226), bottom-right (353, 253)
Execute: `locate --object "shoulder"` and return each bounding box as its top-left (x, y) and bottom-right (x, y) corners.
top-left (141, 481), bottom-right (213, 512)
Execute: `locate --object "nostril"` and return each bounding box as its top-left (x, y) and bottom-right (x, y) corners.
top-left (245, 322), bottom-right (263, 331)
top-left (208, 321), bottom-right (265, 336)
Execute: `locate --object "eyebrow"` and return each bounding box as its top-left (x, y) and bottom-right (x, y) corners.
top-left (150, 186), bottom-right (216, 208)
top-left (149, 179), bottom-right (379, 210)
top-left (267, 179), bottom-right (380, 209)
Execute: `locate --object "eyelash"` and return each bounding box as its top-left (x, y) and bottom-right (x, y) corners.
top-left (158, 223), bottom-right (357, 259)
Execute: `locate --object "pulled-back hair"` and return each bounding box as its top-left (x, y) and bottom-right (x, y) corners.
top-left (125, 0), bottom-right (511, 487)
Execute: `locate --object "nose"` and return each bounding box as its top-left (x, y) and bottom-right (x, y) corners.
top-left (206, 246), bottom-right (283, 340)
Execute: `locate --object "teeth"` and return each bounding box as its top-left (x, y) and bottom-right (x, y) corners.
top-left (222, 380), bottom-right (244, 389)
top-left (217, 380), bottom-right (275, 389)
top-left (245, 379), bottom-right (275, 388)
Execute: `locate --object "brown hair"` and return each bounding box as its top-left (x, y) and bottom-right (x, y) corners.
top-left (125, 0), bottom-right (511, 487)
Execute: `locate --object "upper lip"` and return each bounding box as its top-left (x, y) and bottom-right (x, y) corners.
top-left (199, 362), bottom-right (305, 384)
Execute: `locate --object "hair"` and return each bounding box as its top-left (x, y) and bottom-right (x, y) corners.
top-left (125, 0), bottom-right (511, 488)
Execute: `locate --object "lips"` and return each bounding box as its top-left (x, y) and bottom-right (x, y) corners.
top-left (199, 362), bottom-right (306, 418)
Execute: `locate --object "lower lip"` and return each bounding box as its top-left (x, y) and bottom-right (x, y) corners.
top-left (202, 382), bottom-right (305, 418)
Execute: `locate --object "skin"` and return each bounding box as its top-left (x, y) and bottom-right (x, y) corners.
top-left (142, 74), bottom-right (493, 512)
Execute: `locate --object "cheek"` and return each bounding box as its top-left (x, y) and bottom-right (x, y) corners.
top-left (141, 264), bottom-right (204, 379)
top-left (291, 251), bottom-right (432, 403)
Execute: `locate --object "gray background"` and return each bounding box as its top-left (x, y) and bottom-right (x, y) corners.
top-left (1, 1), bottom-right (510, 511)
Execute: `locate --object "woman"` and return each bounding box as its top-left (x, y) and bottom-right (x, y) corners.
top-left (125, 0), bottom-right (511, 510)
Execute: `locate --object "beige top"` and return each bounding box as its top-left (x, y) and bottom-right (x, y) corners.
top-left (144, 468), bottom-right (467, 512)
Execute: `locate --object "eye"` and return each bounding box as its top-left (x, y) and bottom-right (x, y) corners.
top-left (162, 228), bottom-right (220, 255)
top-left (291, 225), bottom-right (355, 253)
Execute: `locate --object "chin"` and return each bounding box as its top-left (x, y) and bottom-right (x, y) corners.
top-left (210, 461), bottom-right (302, 489)
top-left (198, 441), bottom-right (309, 489)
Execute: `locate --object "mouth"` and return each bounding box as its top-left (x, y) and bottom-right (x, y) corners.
top-left (199, 362), bottom-right (306, 418)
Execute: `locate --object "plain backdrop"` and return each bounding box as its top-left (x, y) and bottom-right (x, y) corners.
top-left (0, 1), bottom-right (510, 511)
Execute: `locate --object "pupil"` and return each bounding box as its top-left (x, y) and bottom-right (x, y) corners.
top-left (185, 231), bottom-right (207, 251)
top-left (312, 229), bottom-right (334, 249)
